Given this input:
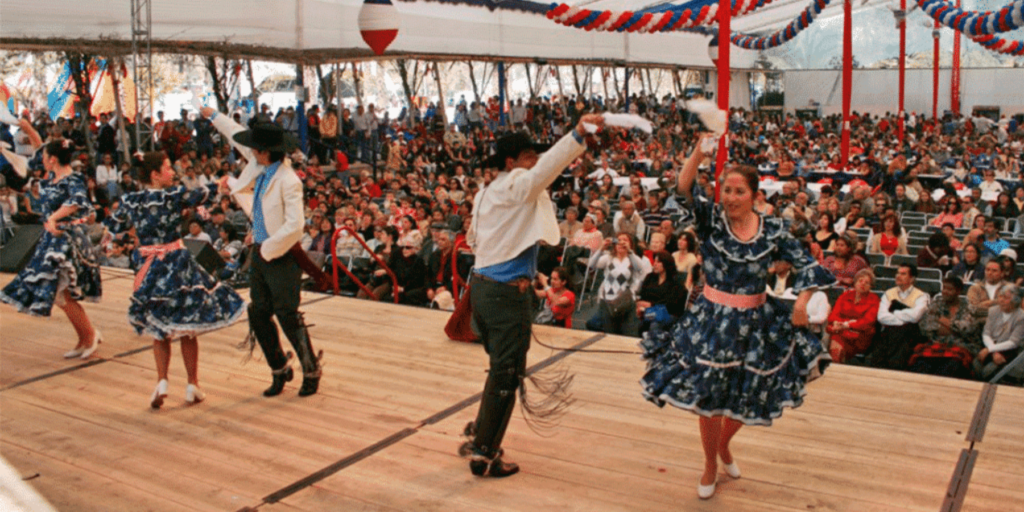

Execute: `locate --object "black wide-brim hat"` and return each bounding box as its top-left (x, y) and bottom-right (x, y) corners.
top-left (482, 131), bottom-right (551, 170)
top-left (233, 122), bottom-right (299, 152)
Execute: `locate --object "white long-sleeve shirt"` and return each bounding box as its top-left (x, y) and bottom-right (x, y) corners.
top-left (468, 132), bottom-right (585, 268)
top-left (95, 164), bottom-right (118, 186)
top-left (982, 306), bottom-right (1024, 352)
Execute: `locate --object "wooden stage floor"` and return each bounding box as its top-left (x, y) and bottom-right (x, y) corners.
top-left (0, 268), bottom-right (1021, 512)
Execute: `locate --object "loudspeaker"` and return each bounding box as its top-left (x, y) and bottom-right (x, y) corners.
top-left (0, 225), bottom-right (44, 273)
top-left (184, 239), bottom-right (225, 276)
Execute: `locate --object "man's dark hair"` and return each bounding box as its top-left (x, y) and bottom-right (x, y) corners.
top-left (899, 263), bottom-right (919, 278)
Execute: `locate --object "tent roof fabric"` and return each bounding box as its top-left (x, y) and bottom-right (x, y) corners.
top-left (0, 0), bottom-right (760, 68)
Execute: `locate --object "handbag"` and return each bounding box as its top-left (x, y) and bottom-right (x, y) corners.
top-left (606, 290), bottom-right (635, 319)
top-left (535, 305), bottom-right (556, 325)
top-left (444, 285), bottom-right (479, 343)
top-left (643, 304), bottom-right (675, 324)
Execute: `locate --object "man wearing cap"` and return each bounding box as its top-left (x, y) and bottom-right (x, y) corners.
top-left (201, 106), bottom-right (324, 397)
top-left (459, 113), bottom-right (604, 478)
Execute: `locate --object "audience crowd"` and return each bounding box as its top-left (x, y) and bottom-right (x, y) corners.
top-left (3, 91), bottom-right (1023, 383)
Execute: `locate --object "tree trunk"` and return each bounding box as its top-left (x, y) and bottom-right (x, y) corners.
top-left (396, 59), bottom-right (417, 129)
top-left (204, 56), bottom-right (230, 114)
top-left (432, 61), bottom-right (448, 126)
top-left (554, 66), bottom-right (565, 98)
top-left (351, 62), bottom-right (363, 107)
top-left (602, 67), bottom-right (610, 101)
top-left (315, 64), bottom-right (331, 105)
top-left (467, 61), bottom-right (480, 104)
top-left (107, 57), bottom-right (133, 162)
top-left (571, 65), bottom-right (583, 97)
top-left (64, 52), bottom-right (96, 156)
top-left (523, 63), bottom-right (536, 101)
top-left (611, 67), bottom-right (622, 104)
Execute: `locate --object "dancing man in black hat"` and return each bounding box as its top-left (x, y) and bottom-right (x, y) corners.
top-left (459, 113), bottom-right (605, 477)
top-left (202, 106), bottom-right (324, 397)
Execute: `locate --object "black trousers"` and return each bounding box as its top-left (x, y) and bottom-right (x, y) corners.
top-left (249, 247), bottom-right (319, 376)
top-left (469, 277), bottom-right (532, 457)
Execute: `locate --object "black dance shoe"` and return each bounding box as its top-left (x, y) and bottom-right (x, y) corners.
top-left (469, 456), bottom-right (520, 478)
top-left (298, 376), bottom-right (320, 396)
top-left (263, 367), bottom-right (294, 397)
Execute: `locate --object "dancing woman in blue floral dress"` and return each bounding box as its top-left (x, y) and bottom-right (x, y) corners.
top-left (1, 135), bottom-right (103, 359)
top-left (105, 152), bottom-right (245, 408)
top-left (639, 136), bottom-right (835, 499)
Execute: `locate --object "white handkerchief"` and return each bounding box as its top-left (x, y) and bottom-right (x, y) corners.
top-left (0, 101), bottom-right (19, 126)
top-left (582, 113), bottom-right (655, 135)
top-left (686, 99), bottom-right (727, 136)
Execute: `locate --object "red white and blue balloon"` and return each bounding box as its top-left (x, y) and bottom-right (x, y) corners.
top-left (359, 0), bottom-right (400, 56)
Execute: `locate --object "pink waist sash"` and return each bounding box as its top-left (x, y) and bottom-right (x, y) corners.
top-left (134, 239), bottom-right (186, 291)
top-left (703, 286), bottom-right (767, 309)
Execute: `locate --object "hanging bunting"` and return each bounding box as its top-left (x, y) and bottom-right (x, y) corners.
top-left (731, 0), bottom-right (833, 49)
top-left (970, 34), bottom-right (1024, 56)
top-left (546, 0), bottom-right (776, 34)
top-left (917, 0), bottom-right (1024, 36)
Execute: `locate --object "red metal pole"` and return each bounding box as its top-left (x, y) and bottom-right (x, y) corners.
top-left (898, 0), bottom-right (906, 146)
top-left (952, 0), bottom-right (961, 115)
top-left (933, 21), bottom-right (940, 123)
top-left (714, 0), bottom-right (732, 201)
top-left (841, 0), bottom-right (852, 170)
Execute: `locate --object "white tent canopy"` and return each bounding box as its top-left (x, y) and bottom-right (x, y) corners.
top-left (0, 0), bottom-right (760, 68)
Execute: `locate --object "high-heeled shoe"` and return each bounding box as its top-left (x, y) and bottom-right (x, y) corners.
top-left (150, 379), bottom-right (169, 409)
top-left (79, 330), bottom-right (102, 359)
top-left (185, 384), bottom-right (206, 404)
top-left (697, 477), bottom-right (718, 499)
top-left (63, 347), bottom-right (84, 359)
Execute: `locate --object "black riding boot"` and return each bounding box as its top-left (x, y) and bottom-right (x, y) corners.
top-left (279, 311), bottom-right (323, 397)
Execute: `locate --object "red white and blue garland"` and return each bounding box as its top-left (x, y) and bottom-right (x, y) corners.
top-left (546, 0), bottom-right (775, 33)
top-left (970, 34), bottom-right (1024, 55)
top-left (917, 0), bottom-right (1024, 36)
top-left (731, 0), bottom-right (833, 49)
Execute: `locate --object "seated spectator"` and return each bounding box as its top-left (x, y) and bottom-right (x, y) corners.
top-left (967, 259), bottom-right (1007, 320)
top-left (767, 259), bottom-right (796, 297)
top-left (991, 192), bottom-right (1019, 220)
top-left (912, 276), bottom-right (982, 379)
top-left (103, 238), bottom-right (131, 269)
top-left (183, 219), bottom-right (212, 244)
top-left (358, 238), bottom-right (429, 305)
top-left (672, 230), bottom-right (698, 282)
top-left (569, 214), bottom-right (604, 252)
top-left (999, 251), bottom-right (1021, 285)
top-left (869, 263), bottom-right (931, 370)
top-left (533, 266), bottom-right (576, 328)
top-left (334, 217), bottom-right (370, 260)
top-left (814, 212), bottom-right (840, 252)
top-left (974, 284), bottom-right (1024, 380)
top-left (940, 223), bottom-right (962, 252)
top-left (981, 218), bottom-right (1009, 257)
top-left (644, 232), bottom-right (667, 265)
top-left (396, 214), bottom-right (423, 250)
top-left (636, 251), bottom-right (687, 335)
top-left (826, 269), bottom-right (881, 363)
top-left (302, 217), bottom-right (334, 255)
top-left (917, 231), bottom-right (954, 273)
top-left (559, 206), bottom-right (583, 240)
top-left (868, 213), bottom-right (907, 258)
top-left (950, 242), bottom-right (986, 284)
top-left (822, 232), bottom-right (869, 289)
top-left (930, 199), bottom-right (964, 228)
top-left (613, 200), bottom-right (646, 240)
top-left (426, 229), bottom-right (457, 303)
top-left (213, 224), bottom-right (244, 263)
top-left (593, 207), bottom-right (614, 238)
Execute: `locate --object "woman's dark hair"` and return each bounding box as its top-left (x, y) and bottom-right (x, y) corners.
top-left (652, 250), bottom-right (678, 279)
top-left (43, 139), bottom-right (75, 166)
top-left (723, 164), bottom-right (759, 195)
top-left (875, 212), bottom-right (901, 235)
top-left (819, 212), bottom-right (835, 232)
top-left (927, 231), bottom-right (950, 251)
top-left (220, 223), bottom-right (238, 242)
top-left (963, 242), bottom-right (982, 262)
top-left (134, 151), bottom-right (168, 184)
top-left (945, 198), bottom-right (962, 213)
top-left (550, 266), bottom-right (573, 293)
top-left (678, 231), bottom-right (697, 254)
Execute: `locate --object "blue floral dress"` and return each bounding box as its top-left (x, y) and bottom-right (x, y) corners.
top-left (1, 172), bottom-right (102, 316)
top-left (105, 184), bottom-right (245, 340)
top-left (640, 184), bottom-right (836, 426)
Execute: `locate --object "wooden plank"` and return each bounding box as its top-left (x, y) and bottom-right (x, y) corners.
top-left (960, 386), bottom-right (1024, 512)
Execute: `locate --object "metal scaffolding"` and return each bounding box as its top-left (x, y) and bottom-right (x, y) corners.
top-left (130, 0), bottom-right (153, 151)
